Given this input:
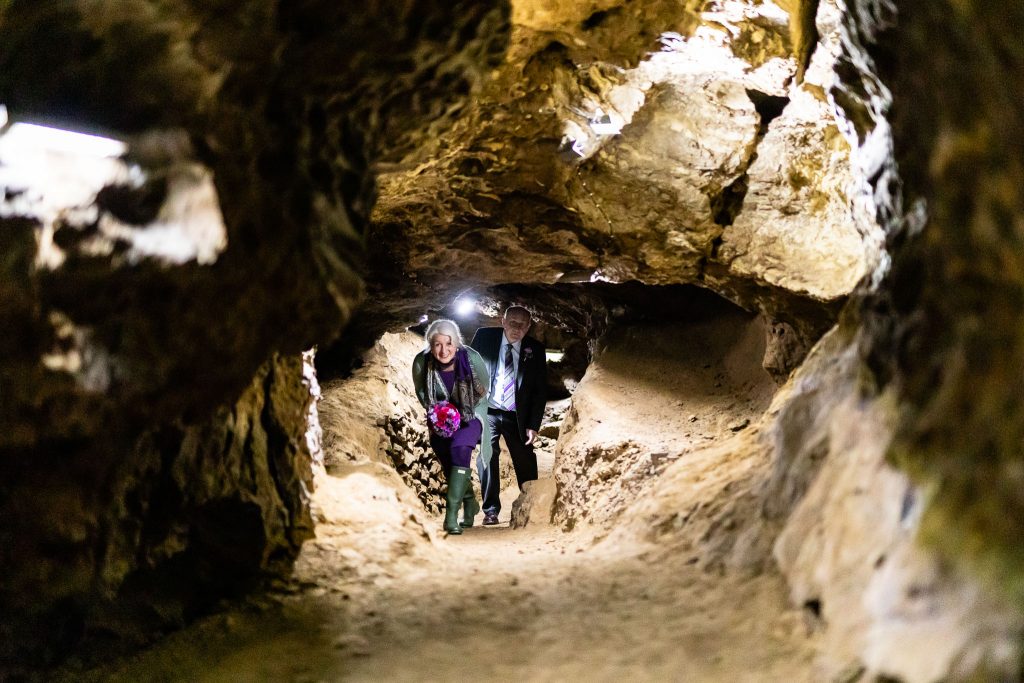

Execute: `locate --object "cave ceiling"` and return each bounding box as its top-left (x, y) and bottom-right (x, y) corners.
top-left (368, 0), bottom-right (883, 334)
top-left (0, 0), bottom-right (882, 432)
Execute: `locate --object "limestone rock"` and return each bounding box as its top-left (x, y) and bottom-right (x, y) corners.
top-left (366, 0), bottom-right (874, 336)
top-left (761, 318), bottom-right (816, 381)
top-left (715, 1), bottom-right (882, 301)
top-left (553, 311), bottom-right (774, 530)
top-left (766, 330), bottom-right (1021, 682)
top-left (509, 478), bottom-right (556, 529)
top-left (715, 88), bottom-right (868, 299)
top-left (319, 332), bottom-right (444, 513)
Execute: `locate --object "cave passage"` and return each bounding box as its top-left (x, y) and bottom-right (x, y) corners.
top-left (80, 284), bottom-right (821, 681)
top-left (6, 0), bottom-right (1024, 677)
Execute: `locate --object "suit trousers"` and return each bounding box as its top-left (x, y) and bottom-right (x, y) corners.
top-left (479, 408), bottom-right (538, 514)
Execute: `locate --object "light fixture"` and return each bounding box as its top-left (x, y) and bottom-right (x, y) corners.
top-left (454, 298), bottom-right (475, 317)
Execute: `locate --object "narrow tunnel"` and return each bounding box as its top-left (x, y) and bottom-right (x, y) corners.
top-left (2, 0), bottom-right (1024, 681)
top-left (264, 281), bottom-right (829, 681)
top-left (316, 282), bottom-right (806, 528)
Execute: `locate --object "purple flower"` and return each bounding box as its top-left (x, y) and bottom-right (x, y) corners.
top-left (427, 401), bottom-right (461, 438)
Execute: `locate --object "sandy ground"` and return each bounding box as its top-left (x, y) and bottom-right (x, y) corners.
top-left (75, 455), bottom-right (817, 682)
top-left (73, 484), bottom-right (815, 683)
top-left (69, 313), bottom-right (820, 681)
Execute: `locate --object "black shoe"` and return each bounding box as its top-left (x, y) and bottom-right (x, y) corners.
top-left (482, 512), bottom-right (499, 526)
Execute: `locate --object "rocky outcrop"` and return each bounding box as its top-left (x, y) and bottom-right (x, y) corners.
top-left (0, 0), bottom-right (509, 672)
top-left (713, 0), bottom-right (879, 302)
top-left (0, 353), bottom-right (316, 672)
top-left (367, 0), bottom-right (881, 337)
top-left (319, 332), bottom-right (445, 513)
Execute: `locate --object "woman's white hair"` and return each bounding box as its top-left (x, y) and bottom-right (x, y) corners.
top-left (424, 318), bottom-right (464, 348)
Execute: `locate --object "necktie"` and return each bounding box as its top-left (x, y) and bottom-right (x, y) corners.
top-left (501, 344), bottom-right (516, 410)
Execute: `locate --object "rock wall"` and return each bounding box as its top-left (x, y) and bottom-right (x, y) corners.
top-left (553, 311), bottom-right (774, 532)
top-left (556, 313), bottom-right (1022, 680)
top-left (768, 328), bottom-right (1020, 681)
top-left (0, 0), bottom-right (509, 673)
top-left (858, 0), bottom-right (1024, 613)
top-left (763, 0), bottom-right (1024, 678)
top-left (319, 332), bottom-right (445, 513)
top-left (612, 0), bottom-right (1024, 677)
top-left (0, 353), bottom-right (316, 672)
top-left (546, 1), bottom-right (1024, 659)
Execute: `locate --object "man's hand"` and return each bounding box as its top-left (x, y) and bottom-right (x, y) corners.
top-left (525, 429), bottom-right (538, 445)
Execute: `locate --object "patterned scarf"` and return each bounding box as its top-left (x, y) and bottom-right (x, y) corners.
top-left (425, 347), bottom-right (486, 422)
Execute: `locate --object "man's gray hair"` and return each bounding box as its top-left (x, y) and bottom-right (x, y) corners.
top-left (424, 318), bottom-right (464, 348)
top-left (504, 305), bottom-right (532, 320)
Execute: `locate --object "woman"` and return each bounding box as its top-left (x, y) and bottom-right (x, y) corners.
top-left (412, 319), bottom-right (492, 535)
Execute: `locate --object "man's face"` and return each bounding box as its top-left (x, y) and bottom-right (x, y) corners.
top-left (502, 311), bottom-right (531, 344)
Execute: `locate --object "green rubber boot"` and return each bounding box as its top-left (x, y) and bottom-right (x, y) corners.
top-left (444, 467), bottom-right (471, 535)
top-left (461, 482), bottom-right (480, 528)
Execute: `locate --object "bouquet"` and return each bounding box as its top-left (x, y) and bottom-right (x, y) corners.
top-left (427, 401), bottom-right (461, 438)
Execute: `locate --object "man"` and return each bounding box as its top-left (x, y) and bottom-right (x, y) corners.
top-left (470, 306), bottom-right (547, 526)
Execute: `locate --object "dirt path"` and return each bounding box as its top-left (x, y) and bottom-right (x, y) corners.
top-left (78, 461), bottom-right (817, 682)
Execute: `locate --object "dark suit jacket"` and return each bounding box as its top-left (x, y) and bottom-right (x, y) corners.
top-left (470, 327), bottom-right (547, 439)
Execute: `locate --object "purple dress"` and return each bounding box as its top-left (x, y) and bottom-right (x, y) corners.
top-left (435, 369), bottom-right (482, 468)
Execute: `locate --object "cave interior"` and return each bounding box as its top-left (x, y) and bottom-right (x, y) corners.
top-left (1, 0), bottom-right (1024, 680)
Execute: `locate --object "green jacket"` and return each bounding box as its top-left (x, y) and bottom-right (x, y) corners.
top-left (411, 346), bottom-right (493, 470)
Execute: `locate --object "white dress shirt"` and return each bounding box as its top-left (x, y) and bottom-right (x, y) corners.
top-left (489, 335), bottom-right (521, 410)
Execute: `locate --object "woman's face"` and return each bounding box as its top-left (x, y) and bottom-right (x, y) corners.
top-left (430, 333), bottom-right (457, 366)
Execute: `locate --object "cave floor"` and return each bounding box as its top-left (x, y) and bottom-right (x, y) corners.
top-left (74, 311), bottom-right (821, 682)
top-left (78, 466), bottom-right (818, 682)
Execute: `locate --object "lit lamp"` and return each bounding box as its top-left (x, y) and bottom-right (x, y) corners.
top-left (454, 298), bottom-right (475, 317)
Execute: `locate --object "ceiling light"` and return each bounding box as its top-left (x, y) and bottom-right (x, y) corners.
top-left (454, 298), bottom-right (475, 317)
